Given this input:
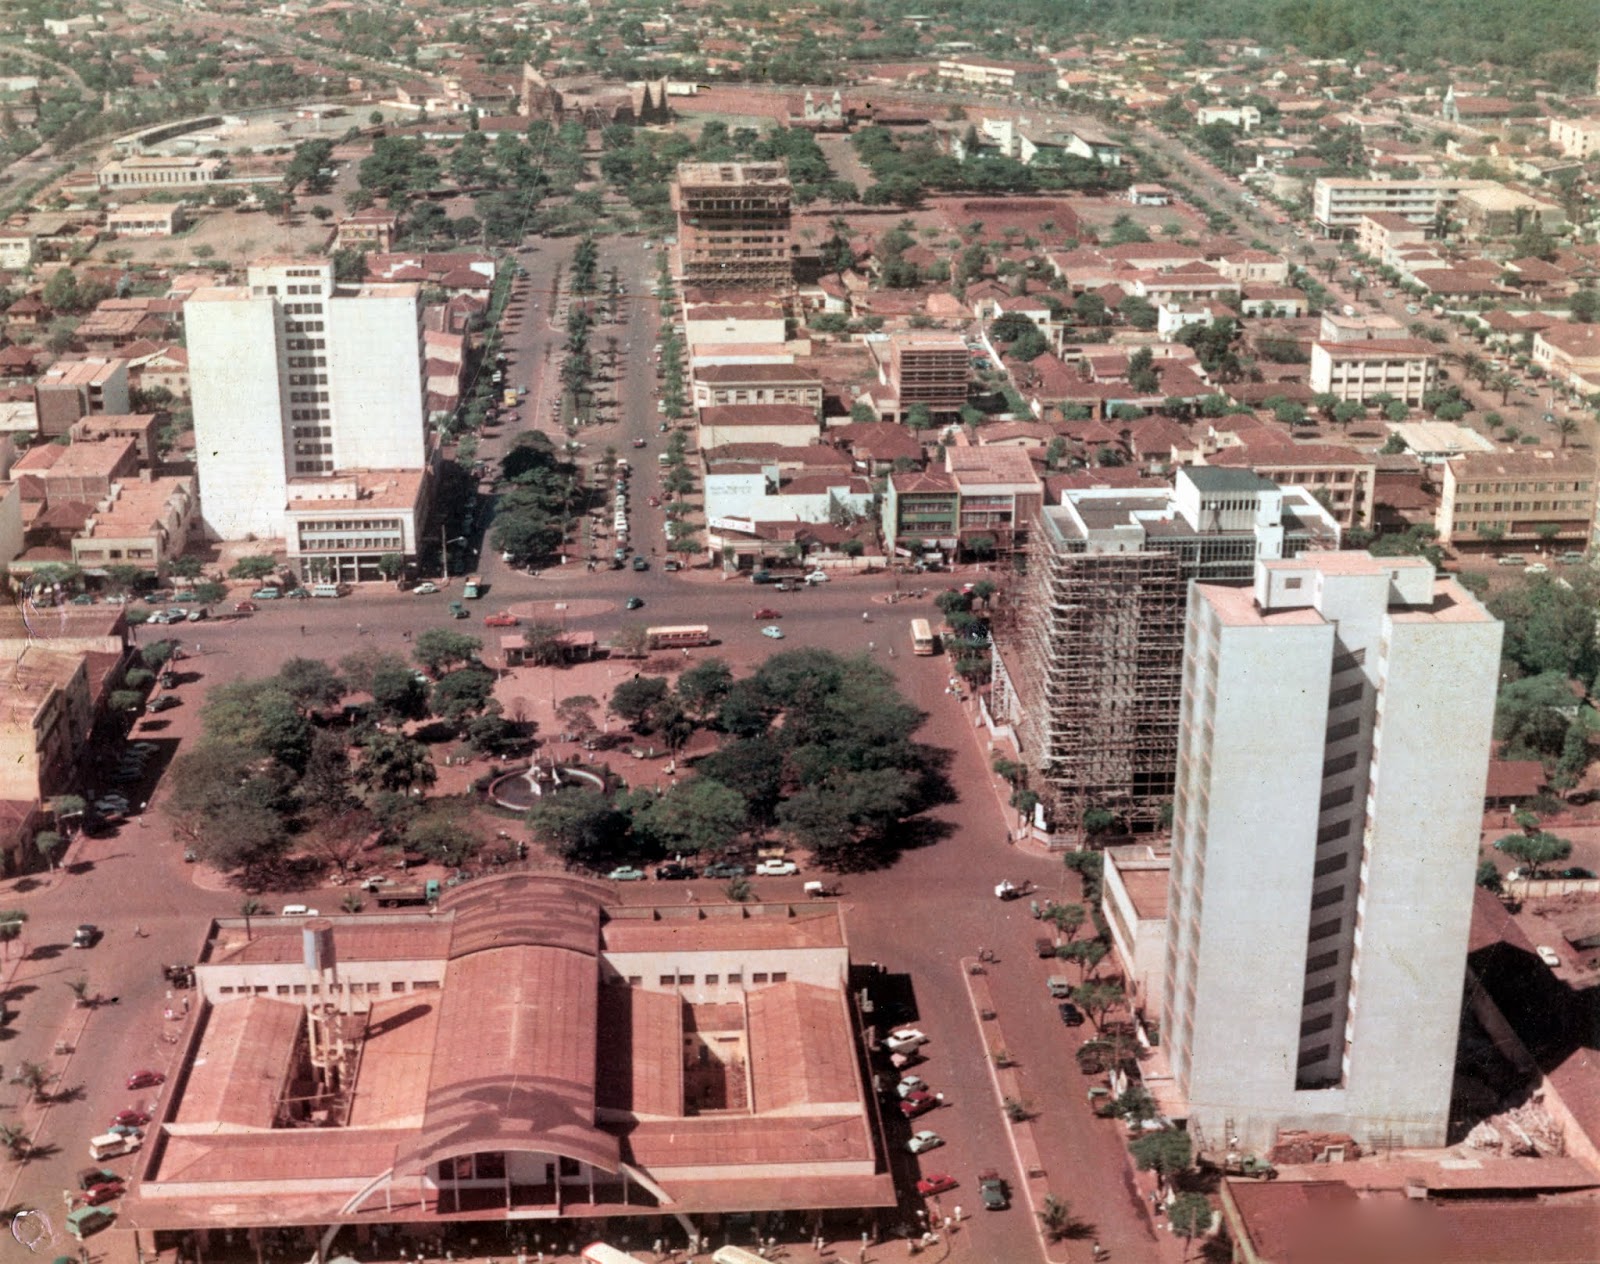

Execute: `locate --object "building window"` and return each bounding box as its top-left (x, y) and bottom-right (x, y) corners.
top-left (659, 975), bottom-right (676, 987)
top-left (391, 981), bottom-right (407, 993)
top-left (1300, 1012), bottom-right (1334, 1037)
top-left (727, 973), bottom-right (743, 985)
top-left (1305, 949), bottom-right (1340, 973)
top-left (751, 972), bottom-right (769, 984)
top-left (1308, 918), bottom-right (1342, 942)
top-left (1303, 981), bottom-right (1337, 1005)
top-left (627, 975), bottom-right (642, 986)
top-left (704, 974), bottom-right (719, 985)
top-left (771, 972), bottom-right (788, 983)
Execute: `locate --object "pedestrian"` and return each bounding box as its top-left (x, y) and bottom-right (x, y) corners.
top-left (300, 625), bottom-right (306, 637)
top-left (356, 622), bottom-right (363, 635)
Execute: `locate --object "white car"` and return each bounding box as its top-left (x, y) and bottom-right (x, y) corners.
top-left (805, 570), bottom-right (830, 583)
top-left (755, 858), bottom-right (797, 876)
top-left (897, 1076), bottom-right (929, 1099)
top-left (885, 1028), bottom-right (928, 1054)
top-left (906, 1131), bottom-right (943, 1154)
top-left (1536, 945), bottom-right (1561, 968)
top-left (280, 904), bottom-right (319, 917)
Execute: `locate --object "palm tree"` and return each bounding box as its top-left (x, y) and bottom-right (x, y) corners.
top-left (1490, 371), bottom-right (1517, 406)
top-left (1037, 1194), bottom-right (1072, 1242)
top-left (240, 898), bottom-right (265, 942)
top-left (11, 1061), bottom-right (50, 1103)
top-left (0, 1122), bottom-right (28, 1161)
top-left (1554, 415), bottom-right (1580, 449)
top-left (65, 976), bottom-right (91, 1007)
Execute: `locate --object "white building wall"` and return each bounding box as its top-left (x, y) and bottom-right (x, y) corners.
top-left (1346, 603), bottom-right (1500, 1140)
top-left (326, 291), bottom-right (425, 470)
top-left (0, 479), bottom-right (22, 566)
top-left (1169, 603), bottom-right (1334, 1138)
top-left (187, 294), bottom-right (288, 540)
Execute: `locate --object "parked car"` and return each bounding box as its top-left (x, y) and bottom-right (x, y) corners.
top-left (663, 559), bottom-right (681, 572)
top-left (900, 1090), bottom-right (939, 1118)
top-left (250, 587), bottom-right (282, 600)
top-left (1558, 867), bottom-right (1597, 879)
top-left (752, 608), bottom-right (781, 620)
top-left (703, 861), bottom-right (746, 879)
top-left (978, 1169), bottom-right (1009, 1210)
top-left (805, 571), bottom-right (830, 584)
top-left (279, 905), bottom-right (318, 917)
top-left (885, 1028), bottom-right (928, 1054)
top-left (1057, 1002), bottom-right (1085, 1027)
top-left (632, 557), bottom-right (649, 572)
top-left (73, 924), bottom-right (100, 948)
top-left (483, 612), bottom-right (520, 627)
top-left (82, 1182), bottom-right (125, 1207)
top-left (78, 1167), bottom-right (119, 1192)
top-left (896, 1076), bottom-right (929, 1099)
top-left (147, 695), bottom-right (179, 713)
top-left (755, 857), bottom-right (797, 876)
top-left (126, 1070), bottom-right (165, 1090)
top-left (916, 1174), bottom-right (958, 1197)
top-left (233, 600), bottom-right (258, 614)
top-left (606, 866), bottom-right (647, 882)
top-left (761, 625), bottom-right (784, 640)
top-left (905, 1131), bottom-right (943, 1154)
top-left (413, 582), bottom-right (440, 595)
top-left (625, 596), bottom-right (645, 610)
top-left (106, 1123), bottom-right (143, 1139)
top-left (111, 1110), bottom-right (151, 1129)
top-left (1537, 945), bottom-right (1562, 968)
top-left (655, 862), bottom-right (697, 881)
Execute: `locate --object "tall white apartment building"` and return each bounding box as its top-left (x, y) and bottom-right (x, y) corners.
top-left (186, 259), bottom-right (426, 542)
top-left (1167, 551), bottom-right (1500, 1150)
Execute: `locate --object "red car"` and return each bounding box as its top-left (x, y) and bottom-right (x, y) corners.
top-left (233, 600), bottom-right (258, 613)
top-left (82, 1181), bottom-right (125, 1206)
top-left (126, 1070), bottom-right (165, 1090)
top-left (111, 1109), bottom-right (150, 1128)
top-left (900, 1091), bottom-right (939, 1119)
top-left (647, 495), bottom-right (660, 507)
top-left (752, 608), bottom-right (781, 620)
top-left (483, 611), bottom-right (520, 627)
top-left (916, 1174), bottom-right (958, 1197)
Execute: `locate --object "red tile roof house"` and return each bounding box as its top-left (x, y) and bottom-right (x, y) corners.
top-left (121, 874), bottom-right (895, 1241)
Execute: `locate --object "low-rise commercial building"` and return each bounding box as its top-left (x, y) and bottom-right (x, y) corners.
top-left (71, 474), bottom-right (198, 573)
top-left (1435, 451), bottom-right (1597, 550)
top-left (946, 446), bottom-right (1043, 557)
top-left (285, 468), bottom-right (432, 584)
top-left (1548, 116), bottom-right (1600, 159)
top-left (1309, 339), bottom-right (1437, 407)
top-left (96, 155), bottom-right (224, 190)
top-left (0, 644), bottom-right (93, 804)
top-left (1531, 322), bottom-right (1600, 393)
top-left (691, 364), bottom-right (823, 416)
top-left (105, 203), bottom-right (186, 237)
top-left (124, 876), bottom-right (894, 1252)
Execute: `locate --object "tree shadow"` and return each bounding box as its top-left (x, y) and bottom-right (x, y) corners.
top-left (9, 877), bottom-right (44, 894)
top-left (63, 860), bottom-right (95, 876)
top-left (50, 1083), bottom-right (85, 1105)
top-left (26, 945), bottom-right (63, 961)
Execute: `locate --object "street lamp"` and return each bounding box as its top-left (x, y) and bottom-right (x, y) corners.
top-left (442, 531), bottom-right (466, 578)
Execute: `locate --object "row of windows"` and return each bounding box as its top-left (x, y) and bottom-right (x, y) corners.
top-left (1455, 501), bottom-right (1589, 514)
top-left (301, 518), bottom-right (404, 532)
top-left (285, 321), bottom-right (325, 335)
top-left (298, 536), bottom-right (401, 551)
top-left (286, 338), bottom-right (326, 351)
top-left (284, 302), bottom-right (325, 315)
top-left (636, 971), bottom-right (787, 987)
top-left (288, 373), bottom-right (328, 387)
top-left (217, 979), bottom-right (438, 996)
top-left (295, 443), bottom-right (333, 455)
top-left (290, 391), bottom-right (330, 404)
top-left (291, 426), bottom-right (332, 439)
top-left (286, 356), bottom-right (327, 369)
top-left (1462, 481), bottom-right (1591, 494)
top-left (291, 410), bottom-right (331, 423)
top-left (294, 460), bottom-right (334, 474)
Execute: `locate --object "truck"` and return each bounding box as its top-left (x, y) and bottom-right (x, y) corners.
top-left (363, 878), bottom-right (441, 907)
top-left (462, 575), bottom-right (484, 599)
top-left (1220, 1153), bottom-right (1279, 1180)
top-left (502, 388), bottom-right (518, 408)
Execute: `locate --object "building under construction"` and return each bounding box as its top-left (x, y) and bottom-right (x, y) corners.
top-left (989, 467), bottom-right (1341, 839)
top-left (672, 160), bottom-right (794, 292)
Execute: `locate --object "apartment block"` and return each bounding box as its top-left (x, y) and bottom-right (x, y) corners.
top-left (988, 468), bottom-right (1340, 832)
top-left (1435, 451), bottom-right (1597, 549)
top-left (672, 162), bottom-right (793, 292)
top-left (945, 446), bottom-right (1043, 556)
top-left (1548, 117), bottom-right (1600, 159)
top-left (1311, 178), bottom-right (1482, 236)
top-left (1309, 339), bottom-right (1437, 407)
top-left (0, 644), bottom-right (93, 803)
top-left (185, 258), bottom-right (428, 546)
top-left (1199, 443), bottom-right (1377, 530)
top-left (33, 358), bottom-right (131, 439)
top-left (885, 332), bottom-right (969, 415)
top-left (1355, 212), bottom-right (1429, 263)
top-left (1167, 552), bottom-right (1500, 1149)
top-left (881, 470), bottom-right (959, 557)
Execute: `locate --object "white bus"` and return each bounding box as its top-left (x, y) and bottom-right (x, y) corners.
top-left (911, 617), bottom-right (936, 656)
top-left (646, 624), bottom-right (713, 649)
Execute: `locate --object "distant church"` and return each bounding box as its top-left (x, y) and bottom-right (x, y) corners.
top-left (520, 65), bottom-right (671, 127)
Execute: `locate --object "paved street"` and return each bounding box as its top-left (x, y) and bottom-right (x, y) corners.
top-left (0, 230), bottom-right (1179, 1264)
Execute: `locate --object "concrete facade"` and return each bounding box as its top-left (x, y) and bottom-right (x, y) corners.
top-left (1167, 552), bottom-right (1500, 1150)
top-left (186, 259), bottom-right (427, 542)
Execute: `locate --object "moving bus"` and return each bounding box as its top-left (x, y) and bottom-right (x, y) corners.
top-left (911, 618), bottom-right (936, 656)
top-left (646, 625), bottom-right (712, 650)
